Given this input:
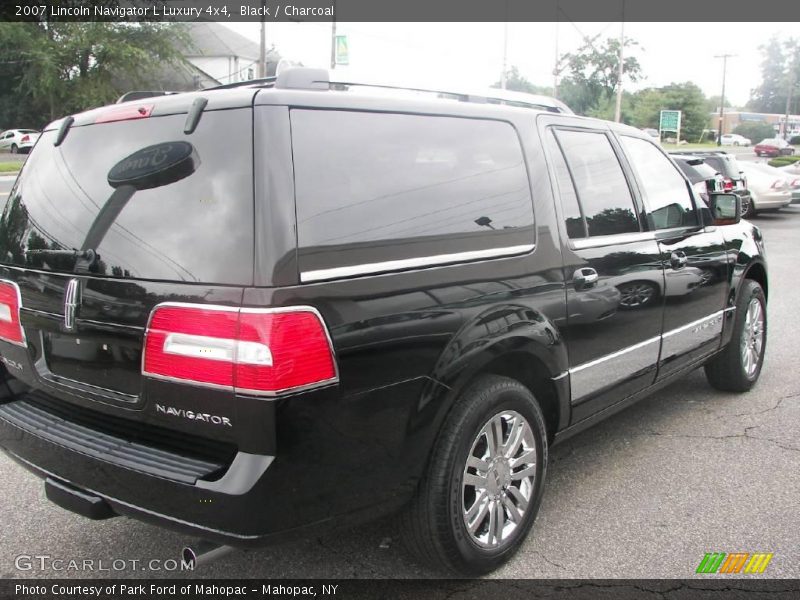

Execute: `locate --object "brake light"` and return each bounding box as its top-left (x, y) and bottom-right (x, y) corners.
top-left (93, 104), bottom-right (153, 124)
top-left (0, 281), bottom-right (25, 346)
top-left (723, 178), bottom-right (734, 191)
top-left (20, 135), bottom-right (29, 143)
top-left (770, 180), bottom-right (785, 190)
top-left (143, 304), bottom-right (337, 396)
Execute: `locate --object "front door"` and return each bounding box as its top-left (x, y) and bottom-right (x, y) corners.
top-left (615, 135), bottom-right (729, 379)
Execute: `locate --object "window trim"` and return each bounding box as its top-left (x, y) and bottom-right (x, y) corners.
top-left (300, 243), bottom-right (535, 283)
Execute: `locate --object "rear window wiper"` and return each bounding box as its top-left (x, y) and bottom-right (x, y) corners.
top-left (26, 248), bottom-right (94, 260)
top-left (26, 248), bottom-right (98, 272)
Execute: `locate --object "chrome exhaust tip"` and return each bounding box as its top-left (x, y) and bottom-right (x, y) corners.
top-left (182, 541), bottom-right (235, 568)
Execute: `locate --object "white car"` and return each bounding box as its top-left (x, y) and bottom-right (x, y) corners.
top-left (0, 129), bottom-right (40, 154)
top-left (739, 162), bottom-right (793, 213)
top-left (720, 133), bottom-right (751, 147)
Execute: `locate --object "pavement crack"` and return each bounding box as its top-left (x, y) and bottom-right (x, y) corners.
top-left (530, 550), bottom-right (569, 572)
top-left (732, 391), bottom-right (799, 417)
top-left (638, 428), bottom-right (800, 452)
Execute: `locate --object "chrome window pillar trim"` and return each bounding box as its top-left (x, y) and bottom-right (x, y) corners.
top-left (300, 244), bottom-right (535, 283)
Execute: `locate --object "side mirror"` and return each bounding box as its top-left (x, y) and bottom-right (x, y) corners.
top-left (709, 192), bottom-right (741, 225)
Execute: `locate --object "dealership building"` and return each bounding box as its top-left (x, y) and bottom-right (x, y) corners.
top-left (712, 110), bottom-right (800, 136)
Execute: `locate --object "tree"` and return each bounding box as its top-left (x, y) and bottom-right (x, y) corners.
top-left (706, 95), bottom-right (732, 113)
top-left (748, 37), bottom-right (800, 114)
top-left (492, 66), bottom-right (551, 95)
top-left (629, 83), bottom-right (709, 142)
top-left (0, 22), bottom-right (189, 129)
top-left (557, 35), bottom-right (642, 116)
top-left (732, 122), bottom-right (775, 144)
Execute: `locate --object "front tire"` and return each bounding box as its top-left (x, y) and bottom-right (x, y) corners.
top-left (401, 374), bottom-right (548, 575)
top-left (705, 279), bottom-right (766, 392)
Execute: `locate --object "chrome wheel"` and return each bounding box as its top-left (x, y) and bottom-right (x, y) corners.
top-left (618, 282), bottom-right (656, 308)
top-left (740, 297), bottom-right (765, 379)
top-left (461, 410), bottom-right (536, 549)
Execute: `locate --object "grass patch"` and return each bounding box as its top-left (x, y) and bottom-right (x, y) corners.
top-left (0, 163), bottom-right (21, 173)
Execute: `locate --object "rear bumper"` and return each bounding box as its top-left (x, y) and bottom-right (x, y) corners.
top-left (0, 376), bottom-right (433, 546)
top-left (752, 192), bottom-right (792, 210)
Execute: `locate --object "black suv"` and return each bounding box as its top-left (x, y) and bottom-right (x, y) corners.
top-left (0, 68), bottom-right (768, 575)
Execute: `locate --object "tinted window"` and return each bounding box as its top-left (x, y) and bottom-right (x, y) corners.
top-left (675, 160), bottom-right (717, 184)
top-left (620, 136), bottom-right (698, 230)
top-left (553, 129), bottom-right (640, 237)
top-left (291, 110), bottom-right (534, 275)
top-left (546, 130), bottom-right (585, 239)
top-left (0, 110), bottom-right (254, 284)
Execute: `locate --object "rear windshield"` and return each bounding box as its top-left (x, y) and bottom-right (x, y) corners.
top-left (676, 160), bottom-right (717, 183)
top-left (704, 154), bottom-right (740, 179)
top-left (0, 110), bottom-right (254, 284)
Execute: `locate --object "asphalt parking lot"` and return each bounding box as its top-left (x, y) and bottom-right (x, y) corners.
top-left (0, 177), bottom-right (797, 581)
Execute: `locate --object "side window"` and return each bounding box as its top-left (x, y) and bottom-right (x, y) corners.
top-left (546, 130), bottom-right (585, 239)
top-left (291, 110), bottom-right (535, 277)
top-left (553, 129), bottom-right (640, 237)
top-left (619, 136), bottom-right (699, 230)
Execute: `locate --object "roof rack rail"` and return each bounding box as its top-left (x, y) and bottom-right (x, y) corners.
top-left (206, 76), bottom-right (277, 91)
top-left (198, 67), bottom-right (574, 113)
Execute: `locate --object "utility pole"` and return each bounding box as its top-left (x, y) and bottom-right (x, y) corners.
top-left (553, 19), bottom-right (559, 98)
top-left (500, 21), bottom-right (509, 89)
top-left (614, 17), bottom-right (624, 123)
top-left (714, 54), bottom-right (736, 146)
top-left (330, 0), bottom-right (337, 69)
top-left (258, 0), bottom-right (267, 78)
top-left (782, 71), bottom-right (796, 140)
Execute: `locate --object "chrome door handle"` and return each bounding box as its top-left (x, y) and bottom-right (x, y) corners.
top-left (573, 267), bottom-right (599, 290)
top-left (670, 251), bottom-right (687, 270)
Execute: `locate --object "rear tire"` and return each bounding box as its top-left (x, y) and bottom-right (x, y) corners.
top-left (401, 374), bottom-right (548, 575)
top-left (705, 279), bottom-right (766, 392)
top-left (9, 144), bottom-right (18, 154)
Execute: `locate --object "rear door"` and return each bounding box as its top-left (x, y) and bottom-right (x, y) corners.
top-left (616, 135), bottom-right (729, 379)
top-left (0, 105), bottom-right (254, 428)
top-left (542, 123), bottom-right (664, 421)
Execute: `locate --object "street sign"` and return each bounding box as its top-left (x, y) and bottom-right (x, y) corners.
top-left (659, 110), bottom-right (682, 144)
top-left (335, 35), bottom-right (349, 65)
top-left (659, 110), bottom-right (681, 132)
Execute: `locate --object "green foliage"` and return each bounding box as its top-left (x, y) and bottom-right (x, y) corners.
top-left (790, 135), bottom-right (800, 145)
top-left (629, 82), bottom-right (708, 141)
top-left (768, 155), bottom-right (800, 167)
top-left (748, 37), bottom-right (800, 114)
top-left (0, 22), bottom-right (189, 129)
top-left (493, 66), bottom-right (552, 95)
top-left (557, 36), bottom-right (642, 116)
top-left (706, 95), bottom-right (731, 113)
top-left (733, 122), bottom-right (775, 144)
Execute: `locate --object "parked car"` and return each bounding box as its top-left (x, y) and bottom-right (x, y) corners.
top-left (0, 68), bottom-right (769, 575)
top-left (749, 161), bottom-right (800, 204)
top-left (720, 133), bottom-right (751, 146)
top-left (671, 150), bottom-right (753, 216)
top-left (739, 161), bottom-right (793, 213)
top-left (754, 138), bottom-right (795, 157)
top-left (0, 129), bottom-right (40, 154)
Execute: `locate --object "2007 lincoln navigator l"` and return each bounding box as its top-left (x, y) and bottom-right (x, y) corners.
top-left (0, 68), bottom-right (767, 574)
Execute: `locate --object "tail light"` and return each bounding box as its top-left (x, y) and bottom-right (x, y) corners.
top-left (0, 280), bottom-right (25, 346)
top-left (723, 178), bottom-right (734, 191)
top-left (143, 303), bottom-right (338, 396)
top-left (20, 135), bottom-right (29, 143)
top-left (93, 104), bottom-right (153, 124)
top-left (770, 180), bottom-right (785, 190)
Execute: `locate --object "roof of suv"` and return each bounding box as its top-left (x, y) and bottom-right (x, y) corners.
top-left (48, 67), bottom-right (579, 132)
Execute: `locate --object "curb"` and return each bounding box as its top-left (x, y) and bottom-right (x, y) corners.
top-left (0, 174), bottom-right (20, 181)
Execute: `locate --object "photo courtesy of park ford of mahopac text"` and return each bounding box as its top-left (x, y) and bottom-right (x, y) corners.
top-left (0, 0), bottom-right (799, 599)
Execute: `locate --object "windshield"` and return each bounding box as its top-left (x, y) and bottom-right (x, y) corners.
top-left (0, 110), bottom-right (254, 284)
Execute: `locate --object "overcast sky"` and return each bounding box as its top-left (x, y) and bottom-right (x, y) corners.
top-left (227, 22), bottom-right (795, 108)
